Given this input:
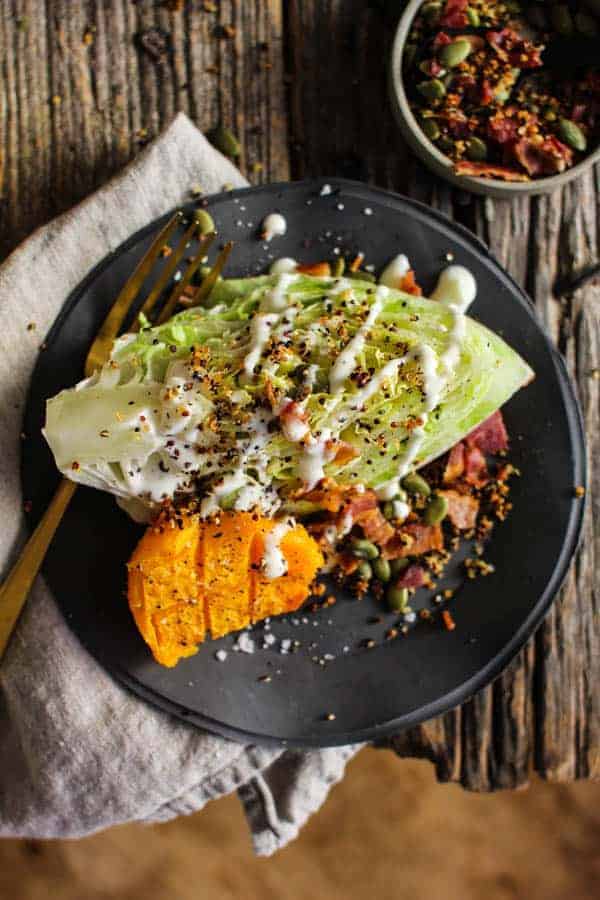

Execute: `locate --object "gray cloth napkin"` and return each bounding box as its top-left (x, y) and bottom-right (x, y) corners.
top-left (0, 113), bottom-right (361, 856)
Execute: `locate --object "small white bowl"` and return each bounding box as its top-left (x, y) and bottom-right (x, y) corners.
top-left (389, 0), bottom-right (600, 198)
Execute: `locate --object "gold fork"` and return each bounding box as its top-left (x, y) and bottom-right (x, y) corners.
top-left (0, 211), bottom-right (231, 658)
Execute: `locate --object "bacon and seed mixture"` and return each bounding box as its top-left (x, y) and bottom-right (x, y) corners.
top-left (404, 0), bottom-right (600, 181)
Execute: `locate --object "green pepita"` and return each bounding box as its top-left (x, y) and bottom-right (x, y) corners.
top-left (387, 585), bottom-right (409, 613)
top-left (416, 79), bottom-right (446, 102)
top-left (390, 557), bottom-right (411, 577)
top-left (372, 557), bottom-right (392, 583)
top-left (209, 124), bottom-right (241, 159)
top-left (332, 257), bottom-right (346, 278)
top-left (383, 501), bottom-right (396, 521)
top-left (543, 108), bottom-right (557, 123)
top-left (558, 118), bottom-right (587, 152)
top-left (424, 493), bottom-right (449, 526)
top-left (465, 136), bottom-right (488, 162)
top-left (551, 4), bottom-right (574, 35)
top-left (466, 7), bottom-right (480, 27)
top-left (439, 39), bottom-right (472, 69)
top-left (421, 118), bottom-right (441, 141)
top-left (356, 561), bottom-right (373, 581)
top-left (350, 539), bottom-right (380, 560)
top-left (575, 12), bottom-right (598, 36)
top-left (346, 270), bottom-right (376, 283)
top-left (401, 473), bottom-right (431, 497)
top-left (195, 209), bottom-right (216, 235)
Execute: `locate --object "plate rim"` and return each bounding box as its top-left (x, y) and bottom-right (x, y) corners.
top-left (23, 178), bottom-right (587, 748)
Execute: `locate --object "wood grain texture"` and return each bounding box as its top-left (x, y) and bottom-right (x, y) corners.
top-left (0, 0), bottom-right (596, 786)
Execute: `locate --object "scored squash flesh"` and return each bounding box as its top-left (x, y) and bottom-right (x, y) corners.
top-left (127, 512), bottom-right (324, 667)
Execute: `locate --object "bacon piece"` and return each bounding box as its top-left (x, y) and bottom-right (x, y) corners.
top-left (396, 564), bottom-right (425, 590)
top-left (344, 490), bottom-right (378, 520)
top-left (464, 445), bottom-right (488, 486)
top-left (432, 31), bottom-right (452, 52)
top-left (486, 29), bottom-right (543, 69)
top-left (355, 507), bottom-right (395, 547)
top-left (439, 489), bottom-right (479, 530)
top-left (399, 269), bottom-right (422, 296)
top-left (439, 0), bottom-right (468, 29)
top-left (480, 79), bottom-right (495, 106)
top-left (443, 442), bottom-right (465, 483)
top-left (279, 400), bottom-right (310, 443)
top-left (511, 137), bottom-right (573, 177)
top-left (383, 523), bottom-right (444, 560)
top-left (466, 410), bottom-right (509, 454)
top-left (300, 480), bottom-right (352, 512)
top-left (454, 160), bottom-right (530, 182)
top-left (487, 113), bottom-right (518, 145)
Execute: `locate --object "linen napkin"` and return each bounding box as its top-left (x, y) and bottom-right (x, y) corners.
top-left (0, 113), bottom-right (361, 856)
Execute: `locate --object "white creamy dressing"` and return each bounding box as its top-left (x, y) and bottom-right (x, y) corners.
top-left (242, 272), bottom-right (299, 378)
top-left (379, 254), bottom-right (410, 289)
top-left (297, 429), bottom-right (336, 490)
top-left (303, 364), bottom-right (320, 391)
top-left (329, 285), bottom-right (388, 394)
top-left (261, 518), bottom-right (295, 579)
top-left (261, 212), bottom-right (287, 241)
top-left (431, 264), bottom-right (477, 313)
top-left (392, 499), bottom-right (410, 522)
top-left (374, 264), bottom-right (476, 498)
top-left (270, 257), bottom-right (298, 275)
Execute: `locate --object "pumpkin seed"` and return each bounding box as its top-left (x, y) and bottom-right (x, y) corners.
top-left (575, 12), bottom-right (598, 35)
top-left (416, 79), bottom-right (446, 102)
top-left (390, 557), bottom-right (410, 577)
top-left (439, 39), bottom-right (472, 69)
top-left (551, 4), bottom-right (574, 35)
top-left (465, 136), bottom-right (488, 161)
top-left (402, 473), bottom-right (431, 497)
top-left (209, 124), bottom-right (241, 159)
top-left (544, 108), bottom-right (557, 122)
top-left (387, 585), bottom-right (409, 613)
top-left (383, 501), bottom-right (396, 520)
top-left (421, 2), bottom-right (442, 25)
top-left (356, 561), bottom-right (373, 580)
top-left (558, 118), bottom-right (587, 152)
top-left (372, 558), bottom-right (392, 583)
top-left (350, 539), bottom-right (379, 560)
top-left (466, 7), bottom-right (480, 27)
top-left (421, 118), bottom-right (441, 141)
top-left (424, 493), bottom-right (449, 526)
top-left (195, 209), bottom-right (215, 235)
top-left (346, 270), bottom-right (376, 283)
top-left (332, 257), bottom-right (346, 278)
top-left (437, 135), bottom-right (455, 154)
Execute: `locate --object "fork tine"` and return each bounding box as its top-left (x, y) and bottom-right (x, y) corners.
top-left (87, 212), bottom-right (183, 364)
top-left (156, 232), bottom-right (217, 325)
top-left (132, 215), bottom-right (202, 331)
top-left (193, 241), bottom-right (234, 306)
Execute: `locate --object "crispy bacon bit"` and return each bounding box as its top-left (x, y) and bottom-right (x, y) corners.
top-left (487, 113), bottom-right (518, 145)
top-left (464, 445), bottom-right (488, 486)
top-left (349, 253), bottom-right (364, 273)
top-left (301, 480), bottom-right (355, 513)
top-left (278, 400), bottom-right (310, 444)
top-left (432, 31), bottom-right (452, 52)
top-left (454, 160), bottom-right (530, 182)
top-left (396, 564), bottom-right (425, 590)
top-left (355, 508), bottom-right (395, 546)
top-left (439, 0), bottom-right (468, 30)
top-left (344, 490), bottom-right (378, 520)
top-left (486, 29), bottom-right (543, 70)
top-left (443, 442), bottom-right (465, 483)
top-left (296, 261), bottom-right (331, 277)
top-left (511, 136), bottom-right (573, 177)
top-left (439, 489), bottom-right (479, 530)
top-left (466, 410), bottom-right (508, 454)
top-left (442, 609), bottom-right (456, 631)
top-left (399, 269), bottom-right (422, 296)
top-left (384, 524), bottom-right (444, 560)
top-left (480, 79), bottom-right (495, 107)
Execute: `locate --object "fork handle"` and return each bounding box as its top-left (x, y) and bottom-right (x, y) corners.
top-left (0, 478), bottom-right (77, 658)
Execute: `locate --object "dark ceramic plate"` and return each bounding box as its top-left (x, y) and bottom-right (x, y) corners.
top-left (22, 179), bottom-right (585, 748)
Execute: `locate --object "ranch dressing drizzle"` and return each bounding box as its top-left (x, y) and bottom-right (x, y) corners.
top-left (261, 518), bottom-right (295, 579)
top-left (379, 254), bottom-right (410, 289)
top-left (329, 285), bottom-right (389, 394)
top-left (431, 264), bottom-right (477, 313)
top-left (261, 212), bottom-right (287, 241)
top-left (242, 273), bottom-right (298, 377)
top-left (270, 257), bottom-right (297, 275)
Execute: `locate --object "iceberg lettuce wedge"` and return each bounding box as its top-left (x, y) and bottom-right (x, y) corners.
top-left (44, 274), bottom-right (533, 514)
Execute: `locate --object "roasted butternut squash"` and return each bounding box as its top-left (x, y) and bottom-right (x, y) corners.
top-left (127, 512), bottom-right (323, 667)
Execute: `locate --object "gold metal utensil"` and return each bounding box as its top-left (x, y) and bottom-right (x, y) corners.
top-left (0, 212), bottom-right (229, 658)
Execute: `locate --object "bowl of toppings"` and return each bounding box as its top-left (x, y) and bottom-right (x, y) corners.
top-left (390, 0), bottom-right (600, 196)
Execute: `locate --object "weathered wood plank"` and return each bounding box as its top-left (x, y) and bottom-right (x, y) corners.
top-left (0, 0), bottom-right (596, 787)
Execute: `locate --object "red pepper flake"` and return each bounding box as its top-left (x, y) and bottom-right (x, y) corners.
top-left (442, 609), bottom-right (456, 631)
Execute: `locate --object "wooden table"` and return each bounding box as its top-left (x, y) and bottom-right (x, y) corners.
top-left (1, 0), bottom-right (597, 788)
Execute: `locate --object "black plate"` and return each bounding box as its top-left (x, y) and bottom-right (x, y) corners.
top-left (22, 179), bottom-right (586, 748)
